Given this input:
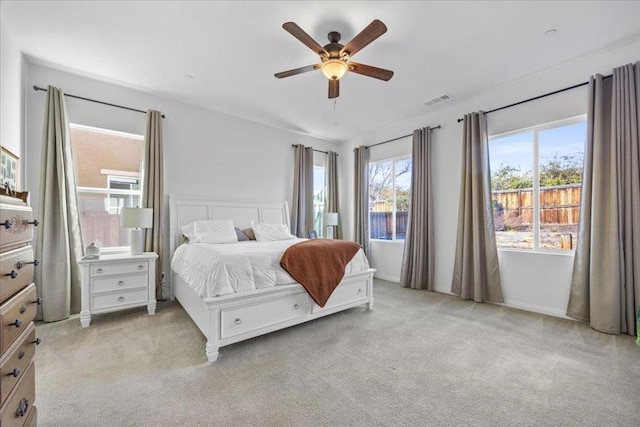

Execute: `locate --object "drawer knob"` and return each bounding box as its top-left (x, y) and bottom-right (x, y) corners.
top-left (32, 297), bottom-right (42, 305)
top-left (8, 368), bottom-right (20, 378)
top-left (138, 265), bottom-right (144, 270)
top-left (234, 318), bottom-right (242, 325)
top-left (15, 398), bottom-right (29, 417)
top-left (28, 219), bottom-right (39, 227)
top-left (2, 219), bottom-right (11, 229)
top-left (24, 259), bottom-right (39, 267)
top-left (117, 280), bottom-right (125, 286)
top-left (18, 350), bottom-right (25, 360)
top-left (19, 305), bottom-right (27, 314)
top-left (117, 296), bottom-right (125, 302)
top-left (32, 338), bottom-right (41, 345)
top-left (4, 270), bottom-right (18, 279)
top-left (96, 268), bottom-right (103, 274)
top-left (358, 288), bottom-right (363, 293)
top-left (9, 319), bottom-right (22, 328)
top-left (293, 304), bottom-right (300, 310)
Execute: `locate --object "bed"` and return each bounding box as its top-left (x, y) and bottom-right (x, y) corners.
top-left (169, 195), bottom-right (376, 362)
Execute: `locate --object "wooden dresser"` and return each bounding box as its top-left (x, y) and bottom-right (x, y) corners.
top-left (0, 191), bottom-right (40, 427)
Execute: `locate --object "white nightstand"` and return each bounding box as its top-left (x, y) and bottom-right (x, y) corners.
top-left (78, 252), bottom-right (158, 327)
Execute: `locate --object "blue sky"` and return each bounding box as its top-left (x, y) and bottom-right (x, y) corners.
top-left (490, 121), bottom-right (586, 172)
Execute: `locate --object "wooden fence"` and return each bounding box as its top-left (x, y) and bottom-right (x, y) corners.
top-left (493, 184), bottom-right (581, 226)
top-left (370, 211), bottom-right (408, 240)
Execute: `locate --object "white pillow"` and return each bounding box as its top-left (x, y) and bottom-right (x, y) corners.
top-left (251, 221), bottom-right (295, 242)
top-left (181, 219), bottom-right (238, 244)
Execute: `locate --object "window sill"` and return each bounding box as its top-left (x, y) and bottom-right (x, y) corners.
top-left (370, 239), bottom-right (405, 244)
top-left (497, 248), bottom-right (575, 257)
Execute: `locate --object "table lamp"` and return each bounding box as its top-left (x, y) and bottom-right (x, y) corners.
top-left (324, 212), bottom-right (338, 239)
top-left (120, 207), bottom-right (153, 255)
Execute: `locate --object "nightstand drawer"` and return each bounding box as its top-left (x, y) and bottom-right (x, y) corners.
top-left (92, 289), bottom-right (149, 310)
top-left (92, 274), bottom-right (147, 293)
top-left (91, 261), bottom-right (148, 277)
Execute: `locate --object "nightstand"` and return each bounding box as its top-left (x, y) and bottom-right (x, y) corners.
top-left (78, 252), bottom-right (158, 327)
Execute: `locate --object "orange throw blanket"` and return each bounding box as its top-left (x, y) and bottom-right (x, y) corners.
top-left (280, 239), bottom-right (361, 307)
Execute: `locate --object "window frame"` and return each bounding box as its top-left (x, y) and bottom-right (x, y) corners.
top-left (368, 155), bottom-right (411, 242)
top-left (489, 114), bottom-right (586, 254)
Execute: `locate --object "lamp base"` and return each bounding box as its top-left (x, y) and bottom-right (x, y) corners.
top-left (325, 226), bottom-right (334, 240)
top-left (130, 228), bottom-right (145, 255)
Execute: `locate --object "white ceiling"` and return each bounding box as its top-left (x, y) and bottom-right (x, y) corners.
top-left (2, 1), bottom-right (639, 143)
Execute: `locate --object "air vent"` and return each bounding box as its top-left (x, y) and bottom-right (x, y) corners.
top-left (424, 93), bottom-right (452, 106)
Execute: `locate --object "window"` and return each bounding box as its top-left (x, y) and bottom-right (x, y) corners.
top-left (70, 124), bottom-right (144, 249)
top-left (369, 157), bottom-right (411, 240)
top-left (313, 165), bottom-right (325, 237)
top-left (489, 117), bottom-right (586, 251)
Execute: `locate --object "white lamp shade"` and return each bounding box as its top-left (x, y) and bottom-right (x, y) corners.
top-left (324, 212), bottom-right (339, 226)
top-left (120, 207), bottom-right (153, 229)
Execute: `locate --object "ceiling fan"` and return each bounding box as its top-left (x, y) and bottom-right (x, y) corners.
top-left (274, 19), bottom-right (394, 99)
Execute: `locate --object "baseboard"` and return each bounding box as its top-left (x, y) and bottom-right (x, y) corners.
top-left (496, 299), bottom-right (573, 320)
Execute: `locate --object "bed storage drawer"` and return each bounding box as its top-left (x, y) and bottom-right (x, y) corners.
top-left (312, 278), bottom-right (368, 313)
top-left (221, 293), bottom-right (308, 339)
top-left (0, 246), bottom-right (35, 304)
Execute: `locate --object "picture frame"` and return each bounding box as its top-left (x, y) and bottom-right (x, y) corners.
top-left (1, 146), bottom-right (19, 193)
top-left (308, 230), bottom-right (317, 239)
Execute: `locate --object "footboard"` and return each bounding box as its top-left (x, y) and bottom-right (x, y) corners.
top-left (173, 268), bottom-right (375, 362)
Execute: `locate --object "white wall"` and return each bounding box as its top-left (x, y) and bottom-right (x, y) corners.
top-left (0, 19), bottom-right (25, 176)
top-left (340, 38), bottom-right (640, 318)
top-left (25, 63), bottom-right (338, 296)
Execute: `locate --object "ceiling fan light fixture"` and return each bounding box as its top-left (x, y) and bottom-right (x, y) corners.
top-left (321, 59), bottom-right (348, 80)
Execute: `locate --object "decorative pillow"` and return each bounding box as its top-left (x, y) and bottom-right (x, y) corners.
top-left (251, 221), bottom-right (295, 242)
top-left (235, 227), bottom-right (250, 242)
top-left (242, 228), bottom-right (256, 240)
top-left (181, 220), bottom-right (238, 244)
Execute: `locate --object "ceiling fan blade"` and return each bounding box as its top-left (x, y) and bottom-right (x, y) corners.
top-left (274, 64), bottom-right (320, 79)
top-left (329, 79), bottom-right (339, 99)
top-left (347, 62), bottom-right (394, 81)
top-left (340, 19), bottom-right (387, 58)
top-left (282, 22), bottom-right (328, 57)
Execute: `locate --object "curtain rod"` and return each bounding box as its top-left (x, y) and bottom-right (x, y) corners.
top-left (33, 85), bottom-right (166, 119)
top-left (359, 125), bottom-right (442, 150)
top-left (290, 145), bottom-right (337, 156)
top-left (456, 74), bottom-right (613, 123)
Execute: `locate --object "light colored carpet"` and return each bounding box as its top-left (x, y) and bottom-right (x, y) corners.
top-left (34, 279), bottom-right (639, 426)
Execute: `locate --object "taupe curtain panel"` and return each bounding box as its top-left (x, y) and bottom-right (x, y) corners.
top-left (35, 86), bottom-right (84, 322)
top-left (400, 127), bottom-right (434, 290)
top-left (567, 62), bottom-right (640, 336)
top-left (325, 151), bottom-right (341, 239)
top-left (353, 146), bottom-right (370, 255)
top-left (451, 112), bottom-right (504, 303)
top-left (142, 110), bottom-right (164, 301)
top-left (291, 144), bottom-right (314, 237)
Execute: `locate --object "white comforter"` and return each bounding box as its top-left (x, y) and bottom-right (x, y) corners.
top-left (171, 239), bottom-right (370, 298)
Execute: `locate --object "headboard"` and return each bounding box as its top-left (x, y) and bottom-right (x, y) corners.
top-left (168, 195), bottom-right (291, 257)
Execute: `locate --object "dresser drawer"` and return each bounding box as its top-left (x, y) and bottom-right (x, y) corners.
top-left (0, 246), bottom-right (35, 304)
top-left (91, 261), bottom-right (148, 277)
top-left (0, 361), bottom-right (35, 427)
top-left (92, 288), bottom-right (149, 311)
top-left (0, 284), bottom-right (37, 354)
top-left (0, 323), bottom-right (36, 406)
top-left (92, 273), bottom-right (147, 293)
top-left (0, 204), bottom-right (35, 252)
top-left (221, 293), bottom-right (308, 339)
top-left (312, 279), bottom-right (368, 313)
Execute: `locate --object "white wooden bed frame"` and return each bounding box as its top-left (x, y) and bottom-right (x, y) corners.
top-left (169, 195), bottom-right (375, 362)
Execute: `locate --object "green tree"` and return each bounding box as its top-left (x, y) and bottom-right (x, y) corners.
top-left (539, 154), bottom-right (583, 187)
top-left (491, 163), bottom-right (532, 191)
